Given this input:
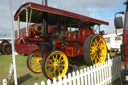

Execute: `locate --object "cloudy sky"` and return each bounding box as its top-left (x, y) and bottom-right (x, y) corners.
top-left (0, 0), bottom-right (125, 37)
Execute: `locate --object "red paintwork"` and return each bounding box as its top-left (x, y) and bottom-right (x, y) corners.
top-left (15, 38), bottom-right (39, 55)
top-left (53, 25), bottom-right (93, 57)
top-left (78, 25), bottom-right (93, 44)
top-left (15, 24), bottom-right (56, 55)
top-left (123, 31), bottom-right (128, 61)
top-left (122, 5), bottom-right (128, 61)
top-left (14, 2), bottom-right (109, 26)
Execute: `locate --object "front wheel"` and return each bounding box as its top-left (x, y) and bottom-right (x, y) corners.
top-left (42, 50), bottom-right (69, 80)
top-left (27, 49), bottom-right (43, 73)
top-left (83, 34), bottom-right (107, 65)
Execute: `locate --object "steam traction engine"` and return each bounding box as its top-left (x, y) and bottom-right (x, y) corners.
top-left (14, 2), bottom-right (109, 79)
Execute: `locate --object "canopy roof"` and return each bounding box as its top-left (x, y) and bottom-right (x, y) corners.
top-left (14, 2), bottom-right (109, 26)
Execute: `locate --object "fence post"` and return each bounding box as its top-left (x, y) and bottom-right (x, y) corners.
top-left (93, 65), bottom-right (96, 85)
top-left (3, 79), bottom-right (7, 85)
top-left (106, 60), bottom-right (109, 84)
top-left (76, 70), bottom-right (80, 85)
top-left (68, 73), bottom-right (72, 85)
top-left (72, 71), bottom-right (76, 85)
top-left (58, 76), bottom-right (62, 85)
top-left (90, 66), bottom-right (94, 85)
top-left (102, 62), bottom-right (105, 85)
top-left (84, 68), bottom-right (87, 85)
top-left (34, 83), bottom-right (38, 85)
top-left (107, 53), bottom-right (110, 60)
top-left (104, 61), bottom-right (108, 85)
top-left (41, 81), bottom-right (45, 85)
top-left (53, 78), bottom-right (57, 85)
top-left (109, 59), bottom-right (112, 83)
top-left (99, 63), bottom-right (102, 84)
top-left (96, 64), bottom-right (99, 84)
top-left (87, 67), bottom-right (90, 85)
top-left (63, 75), bottom-right (67, 85)
top-left (47, 79), bottom-right (52, 85)
top-left (80, 69), bottom-right (84, 85)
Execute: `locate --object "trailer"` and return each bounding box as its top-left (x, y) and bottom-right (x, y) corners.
top-left (14, 2), bottom-right (109, 79)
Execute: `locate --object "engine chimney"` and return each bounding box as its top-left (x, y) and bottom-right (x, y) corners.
top-left (42, 0), bottom-right (48, 34)
top-left (42, 0), bottom-right (47, 6)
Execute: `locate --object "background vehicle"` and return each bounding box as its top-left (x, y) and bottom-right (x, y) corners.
top-left (14, 2), bottom-right (109, 79)
top-left (0, 40), bottom-right (12, 55)
top-left (114, 0), bottom-right (128, 84)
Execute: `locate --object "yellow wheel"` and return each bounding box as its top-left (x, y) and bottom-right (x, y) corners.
top-left (27, 49), bottom-right (43, 73)
top-left (42, 50), bottom-right (68, 79)
top-left (84, 34), bottom-right (107, 65)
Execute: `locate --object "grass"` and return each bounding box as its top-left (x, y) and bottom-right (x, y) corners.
top-left (108, 78), bottom-right (121, 85)
top-left (0, 52), bottom-right (120, 85)
top-left (0, 54), bottom-right (47, 85)
top-left (0, 54), bottom-right (87, 85)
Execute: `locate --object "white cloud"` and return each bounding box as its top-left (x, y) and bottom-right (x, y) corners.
top-left (0, 0), bottom-right (123, 37)
top-left (80, 0), bottom-right (122, 8)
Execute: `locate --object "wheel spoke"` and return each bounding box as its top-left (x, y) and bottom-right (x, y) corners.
top-left (32, 57), bottom-right (36, 60)
top-left (47, 66), bottom-right (54, 72)
top-left (38, 64), bottom-right (41, 69)
top-left (35, 65), bottom-right (38, 70)
top-left (55, 54), bottom-right (58, 59)
top-left (95, 38), bottom-right (98, 44)
top-left (52, 55), bottom-right (56, 61)
top-left (58, 56), bottom-right (62, 62)
top-left (60, 64), bottom-right (65, 66)
top-left (46, 64), bottom-right (53, 66)
top-left (91, 42), bottom-right (96, 47)
top-left (91, 54), bottom-right (97, 62)
top-left (94, 58), bottom-right (98, 63)
top-left (99, 46), bottom-right (104, 50)
top-left (31, 60), bottom-right (36, 64)
top-left (32, 63), bottom-right (38, 68)
top-left (34, 55), bottom-right (37, 58)
top-left (90, 49), bottom-right (95, 54)
top-left (50, 69), bottom-right (56, 75)
top-left (48, 60), bottom-right (54, 64)
top-left (97, 38), bottom-right (102, 44)
top-left (60, 60), bottom-right (64, 63)
top-left (57, 69), bottom-right (61, 75)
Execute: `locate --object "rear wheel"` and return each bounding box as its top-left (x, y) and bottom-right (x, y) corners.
top-left (27, 49), bottom-right (43, 73)
top-left (42, 50), bottom-right (68, 79)
top-left (83, 34), bottom-right (107, 65)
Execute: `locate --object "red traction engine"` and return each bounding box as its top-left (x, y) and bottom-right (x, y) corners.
top-left (14, 2), bottom-right (109, 79)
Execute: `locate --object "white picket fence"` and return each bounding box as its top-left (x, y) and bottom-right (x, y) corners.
top-left (34, 56), bottom-right (121, 85)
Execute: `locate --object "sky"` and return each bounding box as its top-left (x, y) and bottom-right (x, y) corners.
top-left (0, 0), bottom-right (125, 37)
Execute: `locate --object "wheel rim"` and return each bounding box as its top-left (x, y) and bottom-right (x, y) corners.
top-left (90, 35), bottom-right (107, 65)
top-left (45, 51), bottom-right (68, 79)
top-left (29, 50), bottom-right (42, 72)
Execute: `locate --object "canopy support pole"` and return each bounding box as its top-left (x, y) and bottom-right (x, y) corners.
top-left (17, 16), bottom-right (20, 38)
top-left (26, 9), bottom-right (29, 36)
